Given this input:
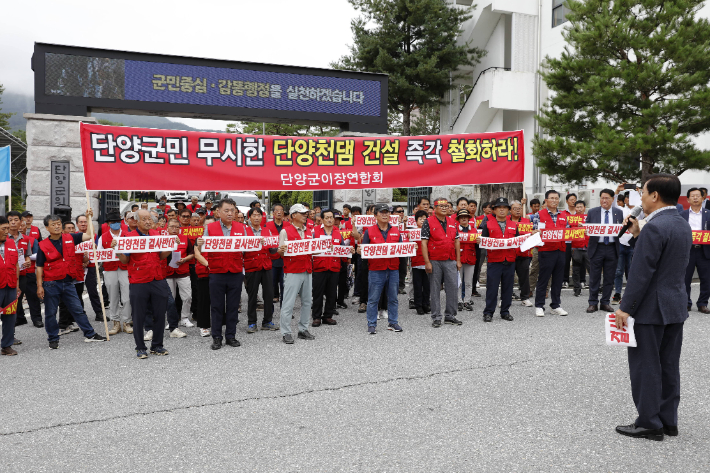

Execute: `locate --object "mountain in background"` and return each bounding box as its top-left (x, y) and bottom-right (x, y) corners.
top-left (1, 91), bottom-right (222, 133)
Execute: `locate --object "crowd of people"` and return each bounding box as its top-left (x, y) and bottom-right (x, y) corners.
top-left (1, 180), bottom-right (707, 360)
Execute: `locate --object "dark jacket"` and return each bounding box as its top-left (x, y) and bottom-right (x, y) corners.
top-left (586, 206), bottom-right (624, 259)
top-left (619, 208), bottom-right (692, 325)
top-left (681, 207), bottom-right (710, 259)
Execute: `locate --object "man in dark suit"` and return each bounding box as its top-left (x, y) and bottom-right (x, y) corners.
top-left (586, 189), bottom-right (624, 313)
top-left (699, 187), bottom-right (710, 211)
top-left (615, 173), bottom-right (691, 441)
top-left (681, 188), bottom-right (710, 313)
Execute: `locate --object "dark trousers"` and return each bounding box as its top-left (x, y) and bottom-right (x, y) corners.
top-left (563, 242), bottom-right (572, 283)
top-left (398, 257), bottom-right (407, 290)
top-left (412, 268), bottom-right (430, 310)
top-left (130, 279), bottom-right (169, 351)
top-left (194, 276), bottom-right (211, 328)
top-left (44, 279), bottom-right (97, 343)
top-left (272, 265), bottom-right (284, 302)
top-left (312, 270), bottom-right (339, 319)
top-left (472, 245), bottom-right (482, 289)
top-left (145, 287), bottom-right (179, 332)
top-left (589, 244), bottom-right (618, 306)
top-left (358, 257), bottom-right (369, 304)
top-left (628, 323), bottom-right (684, 430)
top-left (209, 272), bottom-right (243, 340)
top-left (685, 247), bottom-right (710, 308)
top-left (337, 261), bottom-right (349, 304)
top-left (0, 287), bottom-right (17, 348)
top-left (59, 282), bottom-right (84, 329)
top-left (352, 254), bottom-right (361, 297)
top-left (17, 273), bottom-right (42, 324)
top-left (84, 267), bottom-right (103, 319)
top-left (485, 262), bottom-right (515, 315)
top-left (572, 248), bottom-right (590, 294)
top-left (189, 265), bottom-right (197, 314)
top-left (515, 257), bottom-right (531, 300)
top-left (535, 251), bottom-right (565, 309)
top-left (14, 275), bottom-right (27, 326)
top-left (245, 269), bottom-right (274, 326)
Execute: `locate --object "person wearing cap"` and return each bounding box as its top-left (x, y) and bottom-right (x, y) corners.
top-left (125, 211), bottom-right (137, 233)
top-left (357, 203), bottom-right (403, 334)
top-left (165, 217), bottom-right (195, 332)
top-left (456, 208), bottom-right (476, 312)
top-left (99, 210), bottom-right (132, 335)
top-left (421, 198), bottom-right (462, 327)
top-left (312, 209), bottom-right (351, 327)
top-left (333, 210), bottom-right (351, 310)
top-left (243, 207), bottom-right (279, 333)
top-left (196, 207), bottom-right (207, 225)
top-left (480, 198), bottom-right (519, 322)
top-left (277, 203), bottom-right (316, 344)
top-left (410, 210), bottom-right (431, 314)
top-left (155, 197), bottom-right (171, 216)
top-left (175, 201), bottom-right (187, 213)
top-left (392, 205), bottom-right (408, 295)
top-left (186, 196), bottom-right (201, 213)
top-left (21, 211), bottom-right (42, 241)
top-left (509, 200), bottom-right (534, 307)
top-left (195, 198), bottom-right (247, 350)
top-left (204, 199), bottom-right (214, 217)
top-left (265, 203), bottom-right (291, 305)
top-left (0, 215), bottom-right (22, 355)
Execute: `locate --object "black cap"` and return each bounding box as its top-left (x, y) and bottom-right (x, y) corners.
top-left (21, 211), bottom-right (33, 217)
top-left (374, 203), bottom-right (390, 214)
top-left (106, 210), bottom-right (121, 222)
top-left (196, 208), bottom-right (206, 214)
top-left (492, 197), bottom-right (510, 209)
top-left (332, 210), bottom-right (343, 219)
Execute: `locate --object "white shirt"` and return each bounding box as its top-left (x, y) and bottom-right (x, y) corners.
top-left (688, 207), bottom-right (703, 231)
top-left (601, 208), bottom-right (616, 241)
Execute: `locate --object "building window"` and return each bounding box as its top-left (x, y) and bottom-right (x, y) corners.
top-left (552, 0), bottom-right (569, 27)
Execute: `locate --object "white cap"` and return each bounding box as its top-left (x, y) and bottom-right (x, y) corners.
top-left (289, 204), bottom-right (309, 215)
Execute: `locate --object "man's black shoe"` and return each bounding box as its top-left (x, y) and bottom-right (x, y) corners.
top-left (612, 293), bottom-right (621, 305)
top-left (423, 305), bottom-right (431, 313)
top-left (586, 305), bottom-right (598, 313)
top-left (49, 341), bottom-right (59, 349)
top-left (615, 423), bottom-right (664, 441)
top-left (501, 313), bottom-right (514, 321)
top-left (458, 302), bottom-right (463, 311)
top-left (225, 338), bottom-right (241, 347)
top-left (332, 310), bottom-right (339, 316)
top-left (283, 334), bottom-right (294, 344)
top-left (432, 320), bottom-right (442, 328)
top-left (688, 304), bottom-right (692, 311)
top-left (337, 302), bottom-right (348, 309)
top-left (472, 290), bottom-right (481, 298)
top-left (409, 299), bottom-right (415, 309)
top-left (15, 317), bottom-right (27, 326)
top-left (483, 314), bottom-right (493, 322)
top-left (33, 320), bottom-right (44, 328)
top-left (398, 287), bottom-right (407, 295)
top-left (298, 331), bottom-right (315, 340)
top-left (445, 317), bottom-right (463, 325)
top-left (95, 316), bottom-right (103, 322)
top-left (574, 291), bottom-right (581, 297)
top-left (663, 425), bottom-right (678, 436)
top-left (416, 308), bottom-right (425, 315)
top-left (600, 304), bottom-right (614, 312)
top-left (211, 338), bottom-right (222, 350)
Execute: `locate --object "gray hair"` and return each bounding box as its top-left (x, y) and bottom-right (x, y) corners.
top-left (511, 200), bottom-right (522, 207)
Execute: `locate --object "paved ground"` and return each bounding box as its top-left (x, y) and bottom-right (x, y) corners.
top-left (2, 284), bottom-right (709, 472)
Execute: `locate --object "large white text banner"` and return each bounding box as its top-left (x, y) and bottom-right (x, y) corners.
top-left (200, 236), bottom-right (264, 252)
top-left (361, 242), bottom-right (417, 259)
top-left (116, 236), bottom-right (178, 253)
top-left (313, 245), bottom-right (353, 258)
top-left (284, 237), bottom-right (332, 256)
top-left (477, 234), bottom-right (531, 250)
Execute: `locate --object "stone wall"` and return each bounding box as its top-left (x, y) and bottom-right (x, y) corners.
top-left (24, 113), bottom-right (100, 237)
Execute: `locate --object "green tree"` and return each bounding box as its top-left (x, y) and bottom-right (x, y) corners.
top-left (333, 0), bottom-right (483, 135)
top-left (534, 0), bottom-right (710, 184)
top-left (98, 119), bottom-right (125, 126)
top-left (0, 83), bottom-right (13, 129)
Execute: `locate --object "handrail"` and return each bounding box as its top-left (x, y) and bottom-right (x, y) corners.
top-left (449, 66), bottom-right (511, 130)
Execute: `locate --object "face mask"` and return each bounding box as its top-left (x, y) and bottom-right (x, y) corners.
top-left (110, 222), bottom-right (121, 230)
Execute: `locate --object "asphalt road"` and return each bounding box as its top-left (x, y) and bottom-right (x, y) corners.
top-left (2, 284), bottom-right (709, 472)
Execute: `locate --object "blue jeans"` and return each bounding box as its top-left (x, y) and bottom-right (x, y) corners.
top-left (0, 286), bottom-right (17, 348)
top-left (614, 244), bottom-right (634, 294)
top-left (366, 269), bottom-right (399, 327)
top-left (43, 279), bottom-right (97, 343)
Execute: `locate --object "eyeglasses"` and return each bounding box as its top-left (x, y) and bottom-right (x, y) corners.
top-left (394, 210), bottom-right (404, 213)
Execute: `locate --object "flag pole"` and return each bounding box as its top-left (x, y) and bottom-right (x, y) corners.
top-left (86, 191), bottom-right (110, 340)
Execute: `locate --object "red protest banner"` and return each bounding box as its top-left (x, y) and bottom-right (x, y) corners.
top-left (180, 226), bottom-right (204, 238)
top-left (0, 299), bottom-right (18, 315)
top-left (80, 124), bottom-right (524, 190)
top-left (692, 230), bottom-right (710, 245)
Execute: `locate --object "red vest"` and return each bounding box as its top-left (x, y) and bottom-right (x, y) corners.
top-left (124, 230), bottom-right (165, 284)
top-left (313, 226), bottom-right (343, 272)
top-left (15, 235), bottom-right (32, 276)
top-left (411, 240), bottom-right (426, 267)
top-left (283, 224), bottom-right (313, 274)
top-left (186, 203), bottom-right (202, 212)
top-left (458, 225), bottom-right (477, 265)
top-left (538, 209), bottom-right (569, 252)
top-left (485, 214), bottom-right (518, 263)
top-left (366, 224), bottom-right (400, 271)
top-left (167, 234), bottom-right (190, 277)
top-left (0, 238), bottom-right (18, 288)
top-left (39, 235), bottom-right (76, 282)
top-left (100, 230), bottom-right (128, 271)
top-left (426, 215), bottom-right (456, 261)
top-left (205, 220), bottom-right (246, 274)
top-left (509, 216), bottom-right (533, 258)
top-left (29, 225), bottom-right (41, 240)
top-left (243, 226), bottom-right (274, 273)
top-left (570, 213), bottom-right (589, 249)
top-left (195, 260), bottom-right (209, 277)
top-left (264, 220), bottom-right (291, 262)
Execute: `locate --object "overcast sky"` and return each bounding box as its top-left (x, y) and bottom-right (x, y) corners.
top-left (0, 0), bottom-right (360, 130)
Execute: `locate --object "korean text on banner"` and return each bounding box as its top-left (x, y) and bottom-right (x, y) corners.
top-left (540, 228), bottom-right (587, 242)
top-left (115, 236), bottom-right (178, 253)
top-left (284, 237), bottom-right (332, 256)
top-left (691, 231), bottom-right (710, 245)
top-left (0, 299), bottom-right (18, 315)
top-left (313, 245), bottom-right (353, 258)
top-left (583, 224), bottom-right (625, 236)
top-left (200, 236), bottom-right (263, 252)
top-left (360, 242), bottom-right (417, 259)
top-left (605, 313), bottom-right (637, 347)
top-left (477, 234), bottom-right (531, 250)
top-left (80, 123), bottom-right (524, 191)
top-left (352, 215), bottom-right (399, 227)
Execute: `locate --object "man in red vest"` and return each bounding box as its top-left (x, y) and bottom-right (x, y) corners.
top-left (312, 209), bottom-right (349, 327)
top-left (481, 198), bottom-right (519, 322)
top-left (532, 190), bottom-right (570, 317)
top-left (15, 215), bottom-right (42, 328)
top-left (570, 200), bottom-right (590, 297)
top-left (36, 211), bottom-right (107, 349)
top-left (359, 204), bottom-right (403, 334)
top-left (165, 218), bottom-right (194, 330)
top-left (265, 203), bottom-right (290, 305)
top-left (116, 209), bottom-right (174, 358)
top-left (21, 211), bottom-right (42, 241)
top-left (421, 198), bottom-right (462, 328)
top-left (456, 208), bottom-right (476, 312)
top-left (76, 214), bottom-right (103, 322)
top-left (509, 200), bottom-right (534, 307)
top-left (277, 204), bottom-right (316, 344)
top-left (186, 196), bottom-right (202, 213)
top-left (99, 211), bottom-right (132, 335)
top-left (0, 216), bottom-right (21, 356)
top-left (244, 207), bottom-right (279, 333)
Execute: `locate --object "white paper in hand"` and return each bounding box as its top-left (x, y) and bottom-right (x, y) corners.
top-left (457, 272), bottom-right (461, 288)
top-left (520, 232), bottom-right (543, 253)
top-left (169, 251), bottom-right (181, 269)
top-left (605, 313), bottom-right (637, 347)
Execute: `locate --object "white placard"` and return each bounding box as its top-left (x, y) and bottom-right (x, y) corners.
top-left (115, 236), bottom-right (178, 253)
top-left (605, 313), bottom-right (637, 347)
top-left (199, 236), bottom-right (263, 252)
top-left (583, 224), bottom-right (625, 236)
top-left (313, 245), bottom-right (353, 258)
top-left (360, 242), bottom-right (417, 259)
top-left (477, 234), bottom-right (531, 250)
top-left (284, 237), bottom-right (332, 256)
top-left (353, 215), bottom-right (399, 227)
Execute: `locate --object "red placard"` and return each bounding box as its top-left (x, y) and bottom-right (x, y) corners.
top-left (692, 230), bottom-right (710, 244)
top-left (0, 299), bottom-right (17, 315)
top-left (80, 124), bottom-right (524, 190)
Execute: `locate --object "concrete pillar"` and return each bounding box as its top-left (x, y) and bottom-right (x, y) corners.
top-left (24, 113), bottom-right (100, 237)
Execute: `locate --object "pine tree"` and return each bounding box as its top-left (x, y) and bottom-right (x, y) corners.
top-left (0, 84), bottom-right (14, 129)
top-left (333, 0), bottom-right (484, 135)
top-left (534, 0), bottom-right (710, 184)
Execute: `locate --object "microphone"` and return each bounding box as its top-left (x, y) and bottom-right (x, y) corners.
top-left (617, 205), bottom-right (643, 238)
